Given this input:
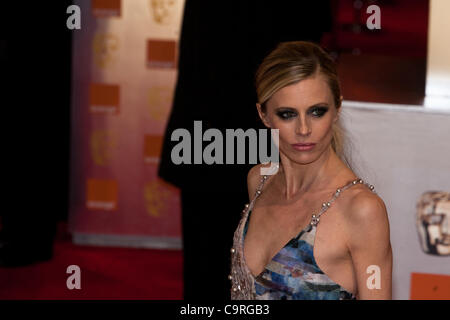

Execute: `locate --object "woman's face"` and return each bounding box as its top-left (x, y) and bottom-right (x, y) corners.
top-left (257, 73), bottom-right (340, 165)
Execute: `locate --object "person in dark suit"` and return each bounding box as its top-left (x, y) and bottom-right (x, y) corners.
top-left (158, 0), bottom-right (332, 301)
top-left (0, 2), bottom-right (71, 267)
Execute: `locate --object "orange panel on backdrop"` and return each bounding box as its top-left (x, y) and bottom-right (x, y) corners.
top-left (147, 40), bottom-right (177, 69)
top-left (410, 272), bottom-right (450, 300)
top-left (90, 83), bottom-right (120, 114)
top-left (144, 135), bottom-right (163, 163)
top-left (86, 178), bottom-right (118, 211)
top-left (92, 0), bottom-right (121, 17)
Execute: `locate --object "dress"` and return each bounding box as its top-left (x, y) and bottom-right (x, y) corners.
top-left (229, 175), bottom-right (377, 300)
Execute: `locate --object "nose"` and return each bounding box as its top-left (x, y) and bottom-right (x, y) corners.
top-left (295, 113), bottom-right (311, 136)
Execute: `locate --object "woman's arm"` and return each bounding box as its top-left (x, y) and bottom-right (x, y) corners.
top-left (247, 165), bottom-right (261, 201)
top-left (345, 191), bottom-right (393, 299)
top-left (246, 163), bottom-right (274, 201)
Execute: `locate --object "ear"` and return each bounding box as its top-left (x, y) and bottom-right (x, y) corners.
top-left (256, 103), bottom-right (271, 128)
top-left (334, 96), bottom-right (343, 123)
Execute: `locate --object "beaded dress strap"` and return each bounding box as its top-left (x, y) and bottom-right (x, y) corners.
top-left (242, 171), bottom-right (376, 226)
top-left (241, 175), bottom-right (376, 226)
top-left (243, 174), bottom-right (269, 215)
top-left (310, 178), bottom-right (376, 226)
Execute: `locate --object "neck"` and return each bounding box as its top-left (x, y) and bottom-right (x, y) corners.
top-left (276, 146), bottom-right (342, 200)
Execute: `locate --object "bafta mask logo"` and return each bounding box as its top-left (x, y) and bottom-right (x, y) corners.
top-left (148, 86), bottom-right (172, 121)
top-left (150, 0), bottom-right (175, 25)
top-left (90, 130), bottom-right (117, 166)
top-left (144, 179), bottom-right (173, 217)
top-left (416, 191), bottom-right (450, 256)
top-left (93, 33), bottom-right (119, 69)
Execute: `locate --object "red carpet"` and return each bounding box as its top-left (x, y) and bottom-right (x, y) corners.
top-left (0, 223), bottom-right (183, 300)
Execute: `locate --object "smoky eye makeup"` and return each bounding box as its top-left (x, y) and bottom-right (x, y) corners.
top-left (275, 108), bottom-right (297, 120)
top-left (309, 105), bottom-right (329, 117)
top-left (274, 104), bottom-right (330, 120)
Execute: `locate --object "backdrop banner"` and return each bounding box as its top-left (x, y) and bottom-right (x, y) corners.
top-left (68, 0), bottom-right (185, 249)
top-left (341, 101), bottom-right (450, 300)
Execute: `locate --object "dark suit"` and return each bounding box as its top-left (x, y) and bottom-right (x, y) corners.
top-left (158, 0), bottom-right (332, 301)
top-left (0, 2), bottom-right (72, 267)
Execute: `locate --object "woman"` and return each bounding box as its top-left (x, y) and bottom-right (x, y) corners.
top-left (229, 41), bottom-right (392, 300)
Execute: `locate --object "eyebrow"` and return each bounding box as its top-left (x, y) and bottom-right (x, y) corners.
top-left (275, 103), bottom-right (330, 110)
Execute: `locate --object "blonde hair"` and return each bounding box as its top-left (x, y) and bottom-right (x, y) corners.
top-left (255, 41), bottom-right (352, 169)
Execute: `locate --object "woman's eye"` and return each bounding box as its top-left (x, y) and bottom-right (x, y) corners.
top-left (276, 111), bottom-right (297, 119)
top-left (310, 107), bottom-right (328, 117)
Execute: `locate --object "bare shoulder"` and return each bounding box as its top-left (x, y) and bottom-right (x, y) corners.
top-left (343, 186), bottom-right (390, 240)
top-left (348, 188), bottom-right (388, 223)
top-left (247, 163), bottom-right (272, 200)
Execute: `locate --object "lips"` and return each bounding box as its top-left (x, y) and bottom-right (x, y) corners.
top-left (293, 143), bottom-right (315, 146)
top-left (291, 143), bottom-right (316, 151)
